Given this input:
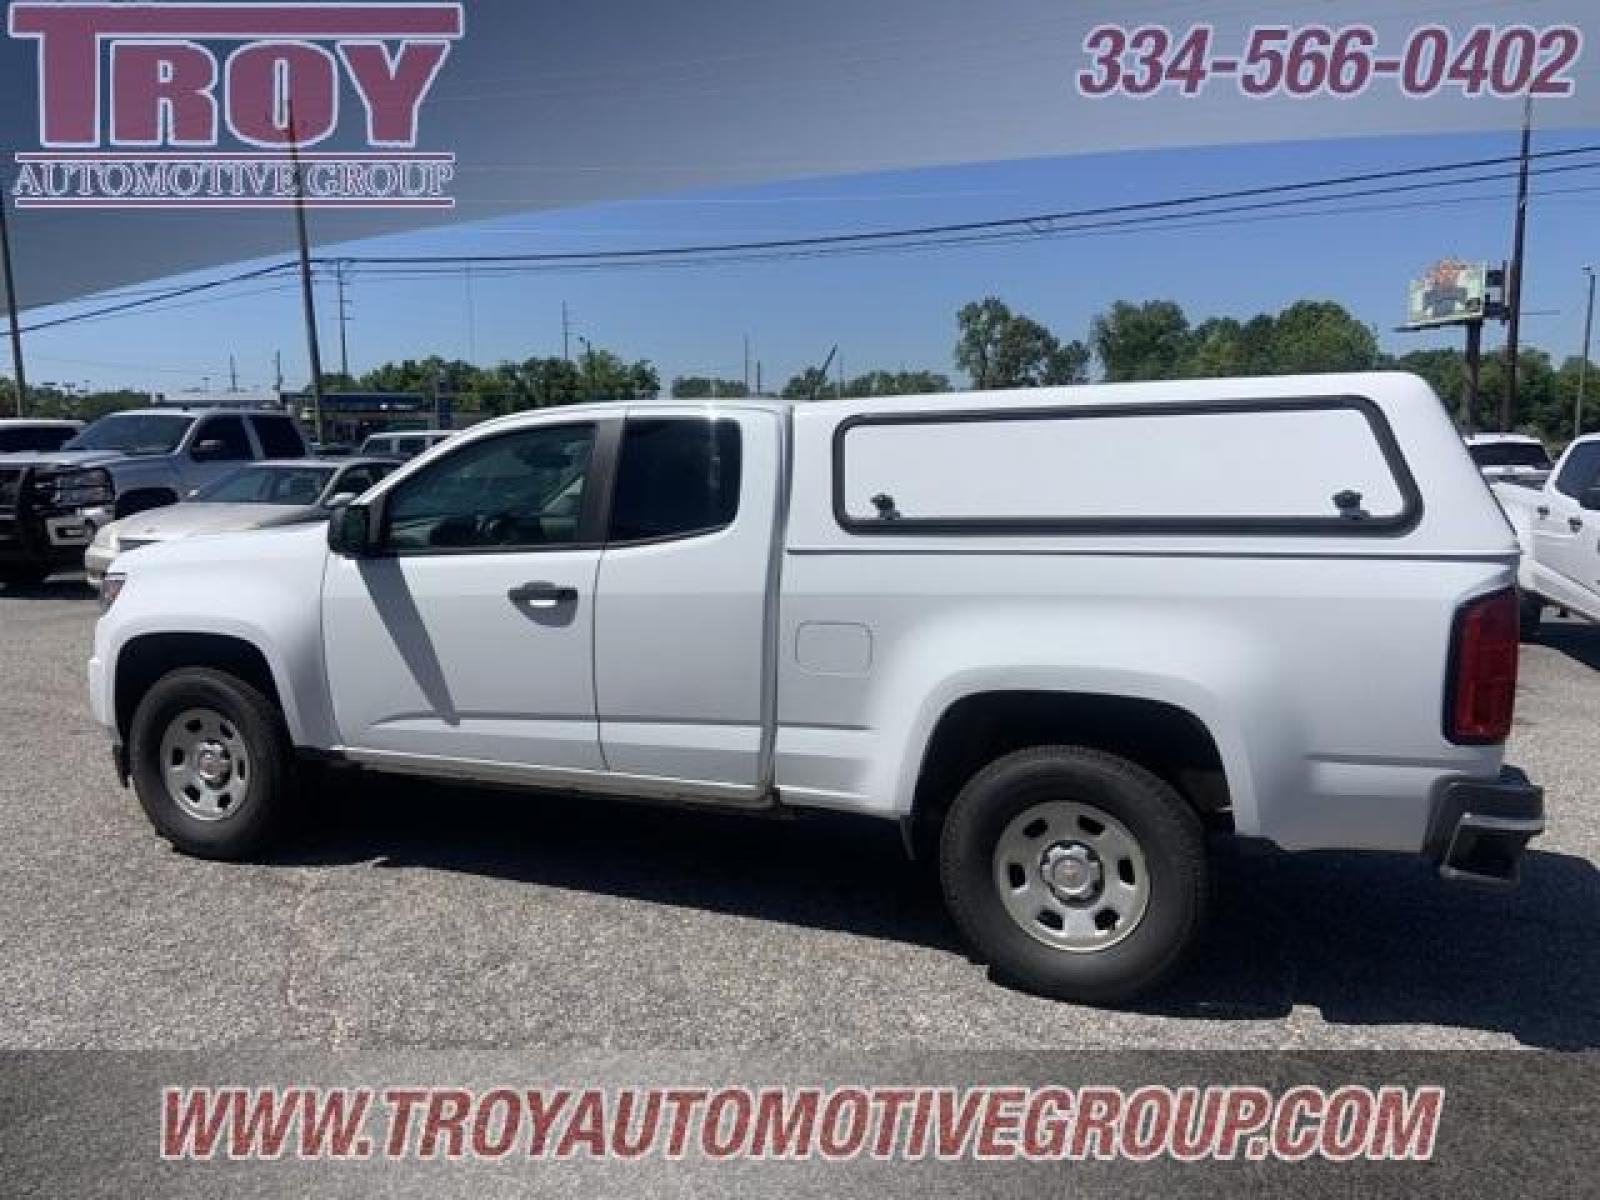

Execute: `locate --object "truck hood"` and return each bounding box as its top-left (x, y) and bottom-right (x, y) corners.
top-left (115, 519), bottom-right (330, 577)
top-left (0, 449), bottom-right (130, 470)
top-left (107, 503), bottom-right (321, 547)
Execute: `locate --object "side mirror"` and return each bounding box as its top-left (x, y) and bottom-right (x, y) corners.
top-left (185, 488), bottom-right (201, 500)
top-left (1580, 486), bottom-right (1600, 513)
top-left (191, 438), bottom-right (229, 462)
top-left (325, 492), bottom-right (357, 510)
top-left (328, 503), bottom-right (375, 558)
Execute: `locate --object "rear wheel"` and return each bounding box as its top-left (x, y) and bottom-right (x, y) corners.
top-left (128, 668), bottom-right (294, 860)
top-left (940, 746), bottom-right (1207, 1005)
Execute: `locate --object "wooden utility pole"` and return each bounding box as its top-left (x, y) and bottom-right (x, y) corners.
top-left (0, 190), bottom-right (28, 416)
top-left (1463, 320), bottom-right (1482, 434)
top-left (288, 113), bottom-right (326, 443)
top-left (1501, 96), bottom-right (1533, 432)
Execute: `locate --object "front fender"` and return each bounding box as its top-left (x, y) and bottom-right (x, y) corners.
top-left (94, 527), bottom-right (335, 746)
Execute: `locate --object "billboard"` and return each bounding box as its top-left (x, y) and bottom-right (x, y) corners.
top-left (1406, 259), bottom-right (1489, 328)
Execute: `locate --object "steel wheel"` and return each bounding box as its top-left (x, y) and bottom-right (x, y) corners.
top-left (158, 707), bottom-right (253, 823)
top-left (991, 799), bottom-right (1150, 953)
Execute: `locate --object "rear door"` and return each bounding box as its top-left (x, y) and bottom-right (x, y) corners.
top-left (593, 410), bottom-right (780, 788)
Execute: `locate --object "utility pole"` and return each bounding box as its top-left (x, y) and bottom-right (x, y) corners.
top-left (837, 351), bottom-right (845, 399)
top-left (334, 259), bottom-right (351, 379)
top-left (288, 111), bottom-right (326, 444)
top-left (576, 334), bottom-right (594, 400)
top-left (1502, 95), bottom-right (1533, 432)
top-left (273, 350), bottom-right (283, 394)
top-left (755, 361), bottom-right (762, 396)
top-left (743, 335), bottom-right (750, 393)
top-left (1463, 321), bottom-right (1482, 435)
top-left (0, 188), bottom-right (28, 416)
top-left (1579, 266), bottom-right (1596, 441)
top-left (562, 302), bottom-right (572, 362)
top-left (229, 354), bottom-right (238, 392)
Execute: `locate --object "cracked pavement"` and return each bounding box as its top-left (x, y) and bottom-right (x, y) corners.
top-left (2, 580), bottom-right (1597, 1051)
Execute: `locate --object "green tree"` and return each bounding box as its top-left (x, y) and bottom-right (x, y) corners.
top-left (956, 296), bottom-right (1087, 388)
top-left (781, 366), bottom-right (836, 400)
top-left (1264, 300), bottom-right (1380, 374)
top-left (1091, 300), bottom-right (1192, 381)
top-left (671, 376), bottom-right (749, 399)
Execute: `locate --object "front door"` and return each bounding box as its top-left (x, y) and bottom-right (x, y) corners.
top-left (1532, 442), bottom-right (1600, 619)
top-left (322, 420), bottom-right (608, 769)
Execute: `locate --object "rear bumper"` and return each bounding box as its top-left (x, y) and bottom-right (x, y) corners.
top-left (1426, 767), bottom-right (1544, 888)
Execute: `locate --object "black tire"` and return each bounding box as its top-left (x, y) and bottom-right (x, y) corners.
top-left (0, 565), bottom-right (51, 587)
top-left (128, 667), bottom-right (294, 860)
top-left (1519, 593), bottom-right (1543, 641)
top-left (939, 745), bottom-right (1208, 1005)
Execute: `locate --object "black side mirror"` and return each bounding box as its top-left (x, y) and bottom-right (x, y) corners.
top-left (1580, 486), bottom-right (1600, 513)
top-left (191, 438), bottom-right (230, 462)
top-left (328, 503), bottom-right (375, 558)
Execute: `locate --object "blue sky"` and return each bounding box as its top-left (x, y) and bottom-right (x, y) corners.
top-left (16, 128), bottom-right (1600, 396)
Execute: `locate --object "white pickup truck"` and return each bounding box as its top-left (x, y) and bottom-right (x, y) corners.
top-left (1493, 433), bottom-right (1600, 634)
top-left (89, 373), bottom-right (1543, 1003)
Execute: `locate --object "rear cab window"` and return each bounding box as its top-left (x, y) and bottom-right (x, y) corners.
top-left (836, 397), bottom-right (1418, 535)
top-left (608, 417), bottom-right (742, 544)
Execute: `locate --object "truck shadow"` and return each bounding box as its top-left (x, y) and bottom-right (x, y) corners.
top-left (282, 775), bottom-right (1600, 1050)
top-left (1535, 621), bottom-right (1600, 671)
top-left (1147, 841), bottom-right (1600, 1049)
top-left (0, 575), bottom-right (97, 601)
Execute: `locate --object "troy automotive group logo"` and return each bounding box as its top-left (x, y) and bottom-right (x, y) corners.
top-left (7, 2), bottom-right (463, 209)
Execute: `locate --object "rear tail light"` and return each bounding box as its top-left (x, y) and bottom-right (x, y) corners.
top-left (1445, 587), bottom-right (1520, 744)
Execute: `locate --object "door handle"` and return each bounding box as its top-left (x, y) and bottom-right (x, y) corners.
top-left (1536, 505), bottom-right (1550, 519)
top-left (1571, 517), bottom-right (1585, 533)
top-left (508, 581), bottom-right (577, 609)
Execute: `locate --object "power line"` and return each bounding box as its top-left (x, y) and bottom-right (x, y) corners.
top-left (334, 158), bottom-right (1600, 279)
top-left (334, 144), bottom-right (1600, 268)
top-left (9, 144), bottom-right (1600, 338)
top-left (10, 262), bottom-right (298, 335)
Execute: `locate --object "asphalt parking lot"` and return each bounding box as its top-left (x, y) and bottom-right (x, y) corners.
top-left (2, 579), bottom-right (1597, 1052)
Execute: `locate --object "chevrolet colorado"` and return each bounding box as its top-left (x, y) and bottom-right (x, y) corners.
top-left (89, 374), bottom-right (1543, 1002)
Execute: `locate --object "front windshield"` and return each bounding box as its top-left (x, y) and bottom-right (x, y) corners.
top-left (194, 465), bottom-right (335, 505)
top-left (63, 413), bottom-right (194, 455)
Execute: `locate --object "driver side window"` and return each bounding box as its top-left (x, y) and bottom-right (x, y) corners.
top-left (383, 423), bottom-right (596, 553)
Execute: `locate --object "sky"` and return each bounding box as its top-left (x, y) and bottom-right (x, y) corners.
top-left (11, 127), bottom-right (1600, 398)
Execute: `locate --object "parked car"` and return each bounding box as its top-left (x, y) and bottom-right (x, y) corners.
top-left (90, 373), bottom-right (1541, 1004)
top-left (1493, 432), bottom-right (1600, 634)
top-left (85, 457), bottom-right (399, 587)
top-left (357, 430), bottom-right (454, 460)
top-left (0, 406), bottom-right (309, 586)
top-left (1464, 433), bottom-right (1554, 489)
top-left (0, 418), bottom-right (84, 454)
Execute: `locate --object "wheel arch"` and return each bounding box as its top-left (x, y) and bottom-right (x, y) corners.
top-left (113, 632), bottom-right (290, 743)
top-left (905, 685), bottom-right (1250, 847)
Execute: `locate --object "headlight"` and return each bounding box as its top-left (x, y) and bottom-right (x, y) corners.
top-left (42, 468), bottom-right (114, 509)
top-left (99, 573), bottom-right (127, 612)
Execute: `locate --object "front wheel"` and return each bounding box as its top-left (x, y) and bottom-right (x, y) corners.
top-left (939, 746), bottom-right (1208, 1005)
top-left (128, 668), bottom-right (294, 860)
